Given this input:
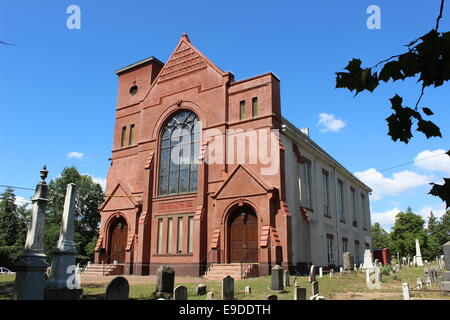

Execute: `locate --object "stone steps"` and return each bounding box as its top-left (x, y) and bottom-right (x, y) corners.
top-left (82, 264), bottom-right (124, 276)
top-left (203, 263), bottom-right (259, 280)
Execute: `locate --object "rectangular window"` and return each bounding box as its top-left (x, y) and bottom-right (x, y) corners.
top-left (167, 218), bottom-right (173, 253)
top-left (338, 179), bottom-right (345, 222)
top-left (322, 170), bottom-right (330, 217)
top-left (177, 217), bottom-right (183, 253)
top-left (351, 187), bottom-right (357, 226)
top-left (188, 216), bottom-right (194, 253)
top-left (157, 219), bottom-right (163, 254)
top-left (303, 159), bottom-right (313, 210)
top-left (342, 237), bottom-right (348, 253)
top-left (240, 100), bottom-right (246, 120)
top-left (327, 234), bottom-right (334, 265)
top-left (129, 124), bottom-right (135, 145)
top-left (121, 126), bottom-right (127, 147)
top-left (355, 241), bottom-right (360, 265)
top-left (252, 97), bottom-right (258, 118)
top-left (361, 193), bottom-right (366, 228)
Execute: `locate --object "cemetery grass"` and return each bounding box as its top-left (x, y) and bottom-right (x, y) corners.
top-left (1, 265), bottom-right (449, 300)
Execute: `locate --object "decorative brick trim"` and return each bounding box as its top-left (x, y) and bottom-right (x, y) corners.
top-left (125, 234), bottom-right (135, 251)
top-left (260, 225), bottom-right (270, 247)
top-left (292, 143), bottom-right (305, 163)
top-left (210, 228), bottom-right (221, 249)
top-left (94, 235), bottom-right (103, 251)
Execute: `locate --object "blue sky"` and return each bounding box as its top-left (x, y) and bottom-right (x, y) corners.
top-left (1, 1), bottom-right (449, 231)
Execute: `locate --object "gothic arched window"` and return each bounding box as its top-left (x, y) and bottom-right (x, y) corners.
top-left (158, 110), bottom-right (200, 196)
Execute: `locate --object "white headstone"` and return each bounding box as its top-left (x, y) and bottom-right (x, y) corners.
top-left (402, 283), bottom-right (410, 300)
top-left (415, 239), bottom-right (424, 266)
top-left (362, 250), bottom-right (374, 270)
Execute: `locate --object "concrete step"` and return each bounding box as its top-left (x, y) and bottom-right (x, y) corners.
top-left (82, 264), bottom-right (124, 276)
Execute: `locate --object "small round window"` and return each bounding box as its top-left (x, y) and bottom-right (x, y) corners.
top-left (129, 85), bottom-right (138, 96)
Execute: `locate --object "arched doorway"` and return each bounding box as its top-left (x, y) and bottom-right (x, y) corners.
top-left (228, 205), bottom-right (258, 263)
top-left (108, 216), bottom-right (128, 263)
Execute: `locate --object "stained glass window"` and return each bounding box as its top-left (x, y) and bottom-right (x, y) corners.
top-left (158, 110), bottom-right (200, 196)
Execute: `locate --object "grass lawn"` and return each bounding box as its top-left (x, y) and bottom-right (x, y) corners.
top-left (1, 264), bottom-right (449, 300)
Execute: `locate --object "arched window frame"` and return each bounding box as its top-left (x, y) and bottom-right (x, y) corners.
top-left (158, 110), bottom-right (200, 196)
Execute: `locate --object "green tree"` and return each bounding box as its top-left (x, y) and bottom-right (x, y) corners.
top-left (46, 167), bottom-right (104, 264)
top-left (0, 188), bottom-right (31, 269)
top-left (371, 222), bottom-right (392, 249)
top-left (424, 211), bottom-right (442, 259)
top-left (390, 208), bottom-right (427, 257)
top-left (0, 187), bottom-right (18, 246)
top-left (335, 0), bottom-right (450, 208)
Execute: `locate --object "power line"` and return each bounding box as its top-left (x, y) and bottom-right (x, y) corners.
top-left (356, 150), bottom-right (449, 178)
top-left (0, 184), bottom-right (35, 191)
top-left (0, 150), bottom-right (448, 190)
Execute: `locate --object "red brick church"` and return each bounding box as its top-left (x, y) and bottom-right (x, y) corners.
top-left (91, 34), bottom-right (372, 278)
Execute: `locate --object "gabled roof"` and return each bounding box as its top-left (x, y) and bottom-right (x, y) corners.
top-left (99, 180), bottom-right (139, 211)
top-left (155, 33), bottom-right (228, 83)
top-left (212, 164), bottom-right (275, 199)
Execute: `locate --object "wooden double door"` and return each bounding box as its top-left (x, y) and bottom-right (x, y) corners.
top-left (108, 217), bottom-right (128, 263)
top-left (229, 207), bottom-right (258, 263)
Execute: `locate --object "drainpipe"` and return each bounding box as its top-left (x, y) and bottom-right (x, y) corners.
top-left (333, 167), bottom-right (341, 267)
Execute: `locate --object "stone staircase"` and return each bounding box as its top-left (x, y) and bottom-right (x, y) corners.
top-left (203, 263), bottom-right (259, 280)
top-left (81, 263), bottom-right (124, 276)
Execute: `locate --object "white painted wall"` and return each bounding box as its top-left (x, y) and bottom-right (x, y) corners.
top-left (282, 125), bottom-right (372, 268)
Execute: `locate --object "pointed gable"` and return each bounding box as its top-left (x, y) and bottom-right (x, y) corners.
top-left (213, 165), bottom-right (274, 199)
top-left (156, 33), bottom-right (227, 83)
top-left (99, 181), bottom-right (139, 212)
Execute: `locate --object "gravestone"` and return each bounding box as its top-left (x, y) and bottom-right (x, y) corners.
top-left (105, 276), bottom-right (129, 300)
top-left (222, 276), bottom-right (234, 300)
top-left (416, 278), bottom-right (423, 289)
top-left (339, 267), bottom-right (343, 276)
top-left (270, 265), bottom-right (284, 291)
top-left (441, 242), bottom-right (450, 295)
top-left (45, 183), bottom-right (83, 300)
top-left (14, 167), bottom-right (50, 300)
top-left (343, 252), bottom-right (354, 271)
top-left (244, 286), bottom-right (252, 295)
top-left (319, 267), bottom-right (323, 278)
top-left (266, 294), bottom-right (278, 300)
top-left (311, 281), bottom-right (319, 296)
top-left (415, 239), bottom-right (424, 267)
top-left (402, 283), bottom-right (410, 300)
top-left (283, 270), bottom-right (290, 287)
top-left (362, 250), bottom-right (374, 270)
top-left (155, 266), bottom-right (175, 299)
top-left (294, 287), bottom-right (306, 300)
top-left (329, 269), bottom-right (334, 278)
top-left (173, 285), bottom-right (187, 300)
top-left (206, 292), bottom-right (214, 300)
top-left (308, 265), bottom-right (316, 283)
top-left (196, 284), bottom-right (207, 296)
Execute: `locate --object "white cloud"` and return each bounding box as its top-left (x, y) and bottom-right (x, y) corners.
top-left (372, 203), bottom-right (447, 231)
top-left (354, 168), bottom-right (433, 201)
top-left (67, 152), bottom-right (84, 159)
top-left (418, 203), bottom-right (447, 220)
top-left (91, 177), bottom-right (106, 190)
top-left (414, 149), bottom-right (450, 175)
top-left (317, 113), bottom-right (346, 133)
top-left (371, 207), bottom-right (401, 230)
top-left (14, 196), bottom-right (32, 209)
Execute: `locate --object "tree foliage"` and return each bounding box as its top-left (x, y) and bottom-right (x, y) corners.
top-left (0, 188), bottom-right (31, 269)
top-left (373, 207), bottom-right (450, 260)
top-left (46, 167), bottom-right (104, 263)
top-left (335, 0), bottom-right (450, 208)
top-left (371, 222), bottom-right (392, 249)
top-left (390, 208), bottom-right (427, 257)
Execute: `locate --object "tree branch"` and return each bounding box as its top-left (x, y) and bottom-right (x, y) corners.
top-left (436, 0), bottom-right (445, 31)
